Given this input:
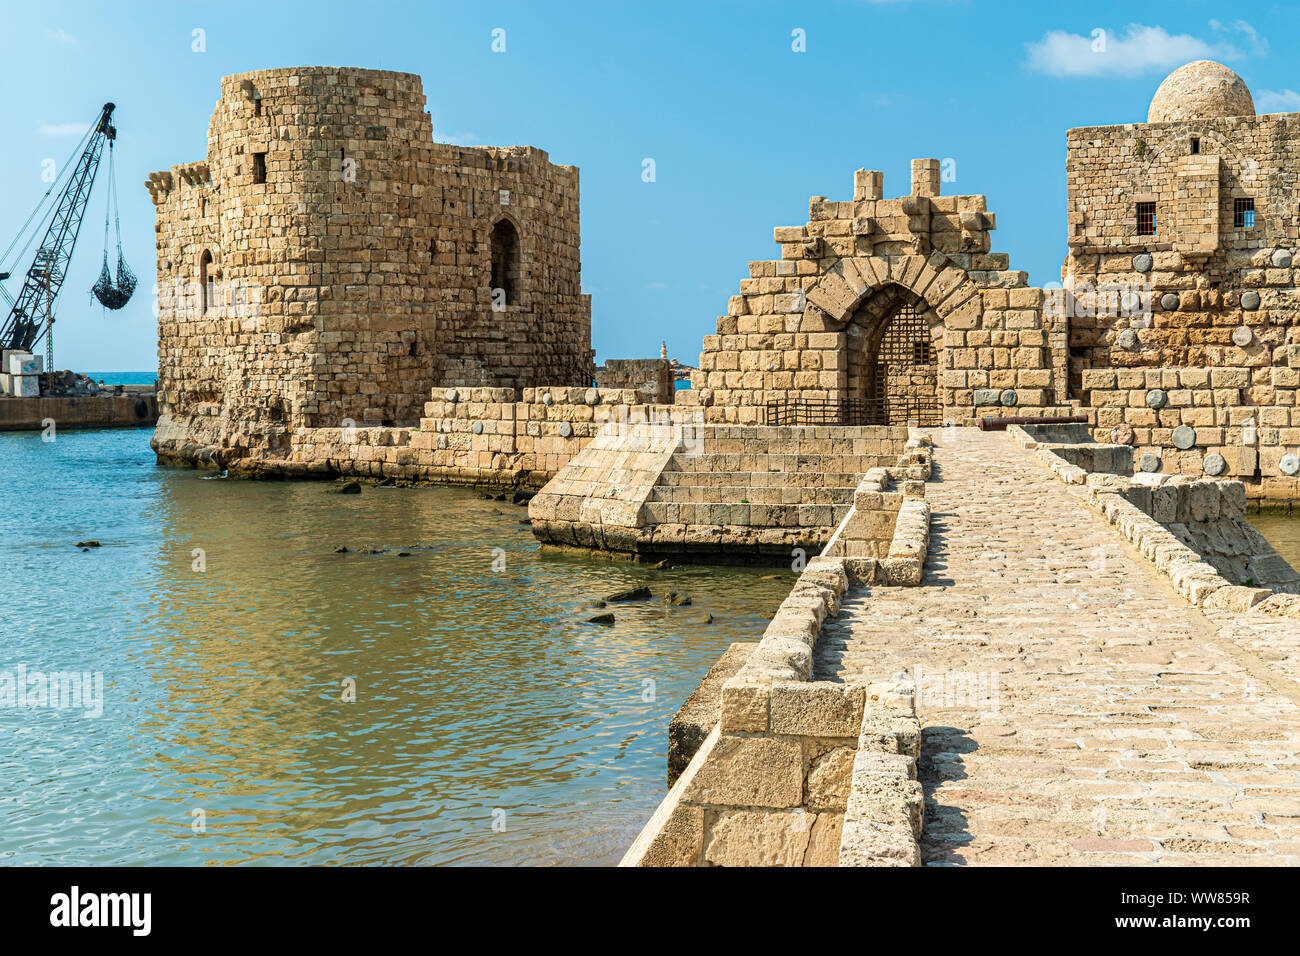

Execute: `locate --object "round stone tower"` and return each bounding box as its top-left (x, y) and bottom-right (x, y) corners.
top-left (150, 65), bottom-right (592, 464)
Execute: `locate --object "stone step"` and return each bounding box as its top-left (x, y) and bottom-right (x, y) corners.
top-left (662, 453), bottom-right (878, 474)
top-left (640, 500), bottom-right (851, 527)
top-left (648, 485), bottom-right (856, 505)
top-left (654, 470), bottom-right (863, 488)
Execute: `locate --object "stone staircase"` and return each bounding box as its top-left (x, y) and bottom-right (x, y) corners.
top-left (641, 453), bottom-right (862, 529)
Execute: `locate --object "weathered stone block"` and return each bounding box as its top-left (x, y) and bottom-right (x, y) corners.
top-left (681, 734), bottom-right (804, 808)
top-left (769, 681), bottom-right (864, 738)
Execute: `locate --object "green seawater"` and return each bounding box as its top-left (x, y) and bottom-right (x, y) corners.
top-left (0, 427), bottom-right (795, 865)
top-left (1249, 510), bottom-right (1300, 570)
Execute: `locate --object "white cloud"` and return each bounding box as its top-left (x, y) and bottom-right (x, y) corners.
top-left (435, 131), bottom-right (480, 146)
top-left (1257, 89), bottom-right (1300, 113)
top-left (1024, 23), bottom-right (1250, 77)
top-left (38, 122), bottom-right (89, 137)
top-left (47, 29), bottom-right (76, 44)
top-left (1211, 19), bottom-right (1268, 56)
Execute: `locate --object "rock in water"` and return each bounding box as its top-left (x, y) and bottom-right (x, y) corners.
top-left (74, 540), bottom-right (101, 548)
top-left (664, 590), bottom-right (692, 606)
top-left (333, 545), bottom-right (351, 553)
top-left (334, 481), bottom-right (362, 495)
top-left (585, 612), bottom-right (615, 625)
top-left (604, 586), bottom-right (651, 602)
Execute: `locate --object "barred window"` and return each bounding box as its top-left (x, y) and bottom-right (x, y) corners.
top-left (1136, 202), bottom-right (1156, 236)
top-left (1234, 197), bottom-right (1255, 228)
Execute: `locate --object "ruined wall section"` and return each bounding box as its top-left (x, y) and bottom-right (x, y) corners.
top-left (688, 161), bottom-right (1069, 426)
top-left (150, 66), bottom-right (591, 467)
top-left (428, 144), bottom-right (591, 393)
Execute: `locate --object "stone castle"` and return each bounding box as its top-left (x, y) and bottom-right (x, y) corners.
top-left (148, 67), bottom-right (591, 462)
top-left (145, 62), bottom-right (1300, 868)
top-left (150, 61), bottom-right (1300, 501)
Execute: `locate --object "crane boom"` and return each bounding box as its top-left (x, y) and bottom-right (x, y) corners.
top-left (0, 102), bottom-right (116, 353)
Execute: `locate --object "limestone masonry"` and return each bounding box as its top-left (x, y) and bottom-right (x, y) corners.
top-left (149, 66), bottom-right (591, 464)
top-left (151, 60), bottom-right (1300, 502)
top-left (147, 61), bottom-right (1300, 868)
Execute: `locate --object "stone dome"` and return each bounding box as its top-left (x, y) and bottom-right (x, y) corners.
top-left (1148, 61), bottom-right (1255, 124)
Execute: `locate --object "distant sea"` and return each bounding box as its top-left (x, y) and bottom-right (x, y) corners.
top-left (84, 371), bottom-right (156, 386)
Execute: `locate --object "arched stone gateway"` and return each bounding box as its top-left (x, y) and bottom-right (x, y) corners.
top-left (691, 162), bottom-right (1068, 427)
top-left (845, 284), bottom-right (943, 425)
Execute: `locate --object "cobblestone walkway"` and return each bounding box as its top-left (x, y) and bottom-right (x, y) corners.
top-left (814, 429), bottom-right (1300, 865)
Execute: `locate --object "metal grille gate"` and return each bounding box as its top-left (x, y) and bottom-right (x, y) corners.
top-left (866, 303), bottom-right (940, 426)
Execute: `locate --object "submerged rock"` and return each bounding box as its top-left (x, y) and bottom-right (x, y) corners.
top-left (333, 481), bottom-right (362, 495)
top-left (680, 612), bottom-right (714, 625)
top-left (396, 551), bottom-right (412, 557)
top-left (664, 590), bottom-right (692, 606)
top-left (333, 545), bottom-right (351, 554)
top-left (604, 586), bottom-right (651, 602)
top-left (74, 540), bottom-right (101, 548)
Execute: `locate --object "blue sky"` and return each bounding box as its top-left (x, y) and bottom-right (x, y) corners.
top-left (2, 0), bottom-right (1299, 372)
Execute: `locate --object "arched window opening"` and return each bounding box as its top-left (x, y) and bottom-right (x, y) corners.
top-left (490, 219), bottom-right (520, 307)
top-left (199, 250), bottom-right (214, 314)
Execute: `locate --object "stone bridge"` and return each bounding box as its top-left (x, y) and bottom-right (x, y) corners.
top-left (622, 426), bottom-right (1300, 866)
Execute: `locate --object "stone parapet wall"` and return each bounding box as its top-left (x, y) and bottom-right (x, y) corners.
top-left (158, 384), bottom-right (687, 487)
top-left (1080, 365), bottom-right (1300, 497)
top-left (413, 385), bottom-right (677, 484)
top-left (1017, 425), bottom-right (1300, 609)
top-left (595, 359), bottom-right (674, 405)
top-left (620, 556), bottom-right (922, 866)
top-left (821, 436), bottom-right (932, 585)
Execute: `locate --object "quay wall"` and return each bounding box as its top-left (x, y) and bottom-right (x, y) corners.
top-left (154, 386), bottom-right (680, 486)
top-left (0, 392), bottom-right (158, 431)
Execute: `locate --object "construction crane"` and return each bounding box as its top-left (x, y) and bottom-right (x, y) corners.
top-left (0, 101), bottom-right (134, 355)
